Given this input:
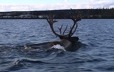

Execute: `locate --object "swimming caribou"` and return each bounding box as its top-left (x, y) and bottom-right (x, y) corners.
top-left (24, 13), bottom-right (81, 52)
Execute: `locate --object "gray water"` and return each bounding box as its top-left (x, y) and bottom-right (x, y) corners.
top-left (0, 19), bottom-right (114, 72)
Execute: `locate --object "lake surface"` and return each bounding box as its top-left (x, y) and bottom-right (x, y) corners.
top-left (0, 19), bottom-right (114, 72)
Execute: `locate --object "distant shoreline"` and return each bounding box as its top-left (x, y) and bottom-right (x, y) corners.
top-left (0, 18), bottom-right (114, 19)
top-left (0, 9), bottom-right (114, 19)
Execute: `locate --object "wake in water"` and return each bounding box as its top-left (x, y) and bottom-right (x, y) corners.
top-left (0, 44), bottom-right (65, 72)
top-left (0, 41), bottom-right (85, 72)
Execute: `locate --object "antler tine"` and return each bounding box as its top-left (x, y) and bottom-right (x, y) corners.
top-left (70, 23), bottom-right (78, 36)
top-left (46, 14), bottom-right (57, 24)
top-left (68, 19), bottom-right (76, 37)
top-left (63, 25), bottom-right (68, 35)
top-left (58, 24), bottom-right (63, 34)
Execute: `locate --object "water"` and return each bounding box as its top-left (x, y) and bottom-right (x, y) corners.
top-left (0, 19), bottom-right (114, 72)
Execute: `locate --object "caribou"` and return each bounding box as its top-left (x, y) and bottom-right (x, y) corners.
top-left (46, 14), bottom-right (81, 51)
top-left (24, 13), bottom-right (81, 52)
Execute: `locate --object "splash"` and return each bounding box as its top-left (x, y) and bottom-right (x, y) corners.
top-left (50, 44), bottom-right (66, 51)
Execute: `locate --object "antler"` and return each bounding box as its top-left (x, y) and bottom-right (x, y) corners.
top-left (68, 10), bottom-right (81, 37)
top-left (46, 12), bottom-right (81, 40)
top-left (46, 14), bottom-right (62, 37)
top-left (68, 17), bottom-right (81, 37)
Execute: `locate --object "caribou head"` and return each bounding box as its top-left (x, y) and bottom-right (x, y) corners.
top-left (46, 14), bottom-right (81, 51)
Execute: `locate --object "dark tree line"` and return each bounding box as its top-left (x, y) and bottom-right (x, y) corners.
top-left (0, 9), bottom-right (114, 19)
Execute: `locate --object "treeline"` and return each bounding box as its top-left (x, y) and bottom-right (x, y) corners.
top-left (0, 9), bottom-right (114, 19)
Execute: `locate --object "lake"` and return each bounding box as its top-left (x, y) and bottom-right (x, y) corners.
top-left (0, 19), bottom-right (114, 72)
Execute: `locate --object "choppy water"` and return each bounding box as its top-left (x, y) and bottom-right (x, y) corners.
top-left (0, 19), bottom-right (114, 72)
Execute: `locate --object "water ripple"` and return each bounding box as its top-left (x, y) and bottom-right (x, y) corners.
top-left (0, 19), bottom-right (114, 72)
